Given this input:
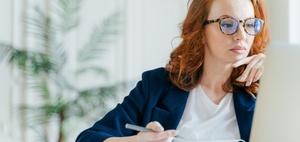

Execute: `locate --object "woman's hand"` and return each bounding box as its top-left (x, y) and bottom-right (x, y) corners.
top-left (136, 121), bottom-right (178, 142)
top-left (104, 121), bottom-right (178, 142)
top-left (232, 53), bottom-right (266, 86)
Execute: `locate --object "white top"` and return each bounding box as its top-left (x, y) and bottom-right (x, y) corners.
top-left (175, 85), bottom-right (240, 141)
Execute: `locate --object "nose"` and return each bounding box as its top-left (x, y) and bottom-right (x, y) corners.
top-left (233, 25), bottom-right (247, 41)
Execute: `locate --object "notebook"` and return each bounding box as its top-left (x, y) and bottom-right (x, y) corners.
top-left (249, 41), bottom-right (300, 141)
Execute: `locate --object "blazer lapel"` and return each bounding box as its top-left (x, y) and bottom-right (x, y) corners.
top-left (233, 89), bottom-right (256, 142)
top-left (153, 85), bottom-right (189, 130)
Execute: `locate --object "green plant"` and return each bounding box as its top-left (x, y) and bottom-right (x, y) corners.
top-left (0, 0), bottom-right (125, 142)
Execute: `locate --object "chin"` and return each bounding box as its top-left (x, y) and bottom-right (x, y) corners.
top-left (238, 53), bottom-right (248, 59)
top-left (232, 55), bottom-right (246, 62)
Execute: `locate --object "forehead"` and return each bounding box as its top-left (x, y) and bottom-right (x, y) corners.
top-left (207, 0), bottom-right (255, 20)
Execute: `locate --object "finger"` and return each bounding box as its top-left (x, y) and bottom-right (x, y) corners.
top-left (245, 68), bottom-right (257, 86)
top-left (154, 137), bottom-right (174, 142)
top-left (236, 59), bottom-right (260, 82)
top-left (138, 130), bottom-right (178, 142)
top-left (153, 138), bottom-right (169, 142)
top-left (232, 56), bottom-right (254, 68)
top-left (233, 53), bottom-right (265, 68)
top-left (253, 65), bottom-right (264, 82)
top-left (236, 55), bottom-right (264, 82)
top-left (248, 56), bottom-right (265, 82)
top-left (146, 121), bottom-right (164, 132)
top-left (245, 58), bottom-right (264, 85)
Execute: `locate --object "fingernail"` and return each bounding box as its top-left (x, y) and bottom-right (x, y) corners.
top-left (154, 126), bottom-right (164, 132)
top-left (253, 78), bottom-right (257, 82)
top-left (237, 76), bottom-right (244, 82)
top-left (246, 81), bottom-right (251, 86)
top-left (158, 127), bottom-right (164, 132)
top-left (254, 76), bottom-right (259, 82)
top-left (168, 137), bottom-right (174, 142)
top-left (171, 130), bottom-right (179, 136)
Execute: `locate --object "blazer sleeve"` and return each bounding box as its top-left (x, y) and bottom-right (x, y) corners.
top-left (75, 68), bottom-right (168, 142)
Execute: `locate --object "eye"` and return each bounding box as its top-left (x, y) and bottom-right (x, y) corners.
top-left (221, 23), bottom-right (233, 28)
top-left (245, 19), bottom-right (262, 28)
top-left (245, 23), bottom-right (255, 28)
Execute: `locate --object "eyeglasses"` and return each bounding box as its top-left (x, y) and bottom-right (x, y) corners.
top-left (204, 16), bottom-right (264, 36)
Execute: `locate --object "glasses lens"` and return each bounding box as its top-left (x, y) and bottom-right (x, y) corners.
top-left (245, 18), bottom-right (263, 35)
top-left (220, 18), bottom-right (239, 35)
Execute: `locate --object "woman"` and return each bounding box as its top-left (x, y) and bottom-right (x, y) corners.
top-left (76, 0), bottom-right (269, 141)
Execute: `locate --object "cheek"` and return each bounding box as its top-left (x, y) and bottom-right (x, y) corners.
top-left (204, 27), bottom-right (229, 45)
top-left (247, 36), bottom-right (255, 44)
top-left (246, 36), bottom-right (255, 51)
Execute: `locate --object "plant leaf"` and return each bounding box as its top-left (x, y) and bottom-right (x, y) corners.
top-left (78, 12), bottom-right (121, 63)
top-left (55, 0), bottom-right (81, 33)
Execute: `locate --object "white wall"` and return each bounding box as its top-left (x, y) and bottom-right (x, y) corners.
top-left (265, 0), bottom-right (300, 44)
top-left (123, 0), bottom-right (188, 80)
top-left (0, 0), bottom-right (25, 141)
top-left (0, 0), bottom-right (14, 141)
top-left (288, 0), bottom-right (300, 44)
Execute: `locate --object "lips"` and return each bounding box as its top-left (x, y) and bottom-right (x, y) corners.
top-left (229, 46), bottom-right (247, 54)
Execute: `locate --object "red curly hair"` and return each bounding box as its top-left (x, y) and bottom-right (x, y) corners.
top-left (166, 0), bottom-right (270, 96)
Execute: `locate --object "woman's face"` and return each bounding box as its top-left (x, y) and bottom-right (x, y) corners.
top-left (204, 0), bottom-right (255, 64)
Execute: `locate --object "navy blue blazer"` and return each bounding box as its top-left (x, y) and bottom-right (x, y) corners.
top-left (76, 67), bottom-right (256, 142)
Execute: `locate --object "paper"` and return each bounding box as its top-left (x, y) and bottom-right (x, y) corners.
top-left (172, 138), bottom-right (245, 142)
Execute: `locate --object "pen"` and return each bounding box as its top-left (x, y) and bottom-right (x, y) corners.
top-left (125, 123), bottom-right (153, 132)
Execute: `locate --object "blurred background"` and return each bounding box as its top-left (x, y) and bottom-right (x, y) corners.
top-left (0, 0), bottom-right (299, 142)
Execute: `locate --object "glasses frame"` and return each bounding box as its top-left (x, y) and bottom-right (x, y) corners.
top-left (204, 16), bottom-right (264, 36)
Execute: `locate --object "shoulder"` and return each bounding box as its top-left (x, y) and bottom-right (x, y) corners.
top-left (142, 67), bottom-right (168, 78)
top-left (141, 67), bottom-right (170, 84)
top-left (138, 67), bottom-right (175, 98)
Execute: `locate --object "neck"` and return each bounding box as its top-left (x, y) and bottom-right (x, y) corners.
top-left (199, 59), bottom-right (234, 104)
top-left (201, 61), bottom-right (233, 88)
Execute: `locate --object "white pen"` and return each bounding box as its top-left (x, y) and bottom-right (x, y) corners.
top-left (125, 123), bottom-right (153, 132)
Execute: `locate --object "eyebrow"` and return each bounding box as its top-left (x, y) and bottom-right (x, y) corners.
top-left (218, 14), bottom-right (255, 20)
